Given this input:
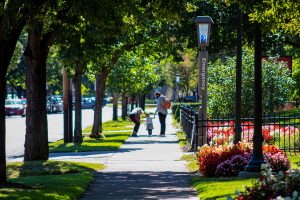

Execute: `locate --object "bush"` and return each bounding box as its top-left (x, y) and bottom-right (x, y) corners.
top-left (198, 143), bottom-right (290, 177)
top-left (215, 154), bottom-right (250, 177)
top-left (237, 166), bottom-right (300, 200)
top-left (198, 142), bottom-right (251, 177)
top-left (264, 152), bottom-right (290, 173)
top-left (171, 103), bottom-right (201, 122)
top-left (215, 159), bottom-right (235, 177)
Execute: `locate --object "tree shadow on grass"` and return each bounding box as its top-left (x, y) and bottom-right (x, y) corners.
top-left (8, 161), bottom-right (85, 179)
top-left (2, 172), bottom-right (94, 199)
top-left (125, 140), bottom-right (178, 145)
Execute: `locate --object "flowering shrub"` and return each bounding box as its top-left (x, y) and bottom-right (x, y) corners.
top-left (263, 144), bottom-right (284, 155)
top-left (264, 152), bottom-right (290, 173)
top-left (198, 142), bottom-right (251, 177)
top-left (237, 165), bottom-right (300, 200)
top-left (198, 143), bottom-right (290, 177)
top-left (231, 154), bottom-right (251, 175)
top-left (215, 159), bottom-right (235, 177)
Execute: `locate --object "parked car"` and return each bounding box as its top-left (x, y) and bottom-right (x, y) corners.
top-left (183, 95), bottom-right (197, 102)
top-left (47, 96), bottom-right (63, 113)
top-left (5, 99), bottom-right (26, 117)
top-left (82, 98), bottom-right (95, 109)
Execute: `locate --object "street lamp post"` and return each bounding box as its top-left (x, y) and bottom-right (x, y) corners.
top-left (176, 74), bottom-right (180, 101)
top-left (234, 8), bottom-right (243, 144)
top-left (195, 16), bottom-right (213, 147)
top-left (239, 21), bottom-right (265, 178)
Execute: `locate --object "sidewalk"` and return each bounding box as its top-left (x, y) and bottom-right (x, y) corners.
top-left (80, 114), bottom-right (198, 200)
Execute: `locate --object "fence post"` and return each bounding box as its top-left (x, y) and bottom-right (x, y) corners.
top-left (198, 111), bottom-right (207, 147)
top-left (194, 112), bottom-right (199, 151)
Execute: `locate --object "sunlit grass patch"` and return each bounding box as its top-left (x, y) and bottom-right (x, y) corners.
top-left (1, 161), bottom-right (104, 200)
top-left (192, 176), bottom-right (255, 200)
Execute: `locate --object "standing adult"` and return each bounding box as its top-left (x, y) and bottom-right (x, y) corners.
top-left (129, 107), bottom-right (144, 137)
top-left (154, 92), bottom-right (168, 137)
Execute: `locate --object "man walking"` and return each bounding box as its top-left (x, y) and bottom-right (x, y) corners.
top-left (154, 92), bottom-right (168, 137)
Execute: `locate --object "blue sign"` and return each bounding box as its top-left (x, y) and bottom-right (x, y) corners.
top-left (200, 34), bottom-right (207, 44)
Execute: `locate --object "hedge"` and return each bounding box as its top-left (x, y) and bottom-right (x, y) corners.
top-left (172, 102), bottom-right (201, 122)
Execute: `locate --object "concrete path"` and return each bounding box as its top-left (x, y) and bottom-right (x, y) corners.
top-left (80, 114), bottom-right (198, 200)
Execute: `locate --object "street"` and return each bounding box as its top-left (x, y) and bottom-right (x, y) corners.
top-left (6, 107), bottom-right (117, 159)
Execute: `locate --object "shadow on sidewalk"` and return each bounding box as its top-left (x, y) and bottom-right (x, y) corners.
top-left (82, 171), bottom-right (198, 200)
top-left (125, 140), bottom-right (178, 145)
top-left (48, 147), bottom-right (144, 158)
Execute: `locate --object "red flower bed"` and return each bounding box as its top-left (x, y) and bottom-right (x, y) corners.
top-left (198, 142), bottom-right (251, 177)
top-left (198, 143), bottom-right (290, 177)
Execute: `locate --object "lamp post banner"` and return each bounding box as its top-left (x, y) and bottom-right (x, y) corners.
top-left (198, 50), bottom-right (208, 146)
top-left (198, 50), bottom-right (208, 107)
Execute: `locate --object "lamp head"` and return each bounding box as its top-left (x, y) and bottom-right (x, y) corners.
top-left (195, 16), bottom-right (213, 47)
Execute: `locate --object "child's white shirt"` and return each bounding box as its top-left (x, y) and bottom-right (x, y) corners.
top-left (145, 117), bottom-right (153, 124)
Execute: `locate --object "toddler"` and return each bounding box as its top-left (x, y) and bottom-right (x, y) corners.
top-left (144, 113), bottom-right (154, 136)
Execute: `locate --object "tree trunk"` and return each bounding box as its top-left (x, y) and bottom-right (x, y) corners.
top-left (0, 0), bottom-right (48, 183)
top-left (10, 87), bottom-right (14, 98)
top-left (0, 20), bottom-right (25, 184)
top-left (0, 74), bottom-right (7, 183)
top-left (135, 96), bottom-right (138, 108)
top-left (16, 86), bottom-right (24, 98)
top-left (139, 94), bottom-right (146, 111)
top-left (63, 69), bottom-right (73, 143)
top-left (91, 68), bottom-right (110, 137)
top-left (121, 94), bottom-right (128, 120)
top-left (113, 92), bottom-right (119, 121)
top-left (73, 62), bottom-right (83, 144)
top-left (24, 28), bottom-right (55, 161)
top-left (130, 96), bottom-right (135, 111)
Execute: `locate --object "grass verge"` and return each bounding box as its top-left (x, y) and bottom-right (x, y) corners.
top-left (49, 118), bottom-right (133, 153)
top-left (83, 118), bottom-right (133, 132)
top-left (274, 108), bottom-right (300, 124)
top-left (287, 153), bottom-right (300, 169)
top-left (1, 161), bottom-right (105, 200)
top-left (192, 176), bottom-right (255, 200)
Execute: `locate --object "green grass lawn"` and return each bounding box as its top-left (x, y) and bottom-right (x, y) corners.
top-left (192, 176), bottom-right (255, 200)
top-left (1, 161), bottom-right (105, 200)
top-left (49, 119), bottom-right (133, 152)
top-left (83, 118), bottom-right (134, 132)
top-left (272, 107), bottom-right (300, 124)
top-left (287, 153), bottom-right (300, 169)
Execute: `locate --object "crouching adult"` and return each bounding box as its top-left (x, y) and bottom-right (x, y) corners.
top-left (129, 107), bottom-right (144, 137)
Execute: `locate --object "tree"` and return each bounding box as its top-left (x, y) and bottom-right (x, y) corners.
top-left (249, 0), bottom-right (300, 37)
top-left (6, 39), bottom-right (26, 98)
top-left (0, 0), bottom-right (49, 183)
top-left (107, 50), bottom-right (160, 112)
top-left (24, 15), bottom-right (57, 161)
top-left (207, 48), bottom-right (294, 118)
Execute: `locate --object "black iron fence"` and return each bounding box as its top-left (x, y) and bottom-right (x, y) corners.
top-left (180, 105), bottom-right (300, 152)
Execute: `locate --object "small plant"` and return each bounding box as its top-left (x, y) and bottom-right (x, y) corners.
top-left (264, 152), bottom-right (290, 173)
top-left (237, 165), bottom-right (300, 200)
